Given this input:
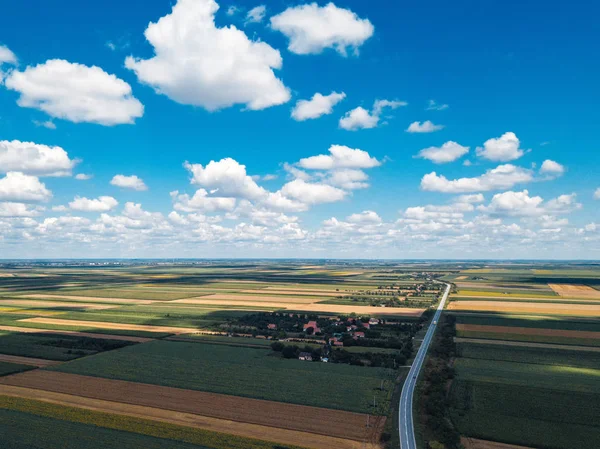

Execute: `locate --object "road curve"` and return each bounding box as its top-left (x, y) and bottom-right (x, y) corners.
top-left (398, 282), bottom-right (451, 449)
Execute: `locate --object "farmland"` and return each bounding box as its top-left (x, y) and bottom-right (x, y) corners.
top-left (0, 261), bottom-right (441, 449)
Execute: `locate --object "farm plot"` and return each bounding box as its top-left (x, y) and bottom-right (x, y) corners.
top-left (19, 317), bottom-right (199, 335)
top-left (0, 325), bottom-right (154, 343)
top-left (18, 294), bottom-right (155, 305)
top-left (0, 362), bottom-right (33, 377)
top-left (549, 283), bottom-right (600, 299)
top-left (448, 300), bottom-right (600, 316)
top-left (177, 293), bottom-right (323, 304)
top-left (48, 340), bottom-right (394, 414)
top-left (0, 299), bottom-right (119, 310)
top-left (0, 371), bottom-right (376, 443)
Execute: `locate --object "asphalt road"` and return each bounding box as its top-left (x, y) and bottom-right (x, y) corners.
top-left (398, 282), bottom-right (451, 449)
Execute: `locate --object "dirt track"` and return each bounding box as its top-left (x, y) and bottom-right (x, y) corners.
top-left (0, 354), bottom-right (61, 367)
top-left (0, 325), bottom-right (154, 342)
top-left (456, 323), bottom-right (600, 339)
top-left (0, 371), bottom-right (381, 445)
top-left (454, 337), bottom-right (600, 352)
top-left (448, 300), bottom-right (600, 316)
top-left (461, 437), bottom-right (533, 449)
top-left (18, 318), bottom-right (196, 334)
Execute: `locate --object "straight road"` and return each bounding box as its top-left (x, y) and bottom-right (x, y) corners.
top-left (398, 282), bottom-right (451, 449)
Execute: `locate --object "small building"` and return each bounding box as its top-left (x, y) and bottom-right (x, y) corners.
top-left (333, 341), bottom-right (344, 347)
top-left (369, 318), bottom-right (379, 325)
top-left (303, 321), bottom-right (320, 333)
top-left (267, 323), bottom-right (277, 330)
top-left (298, 352), bottom-right (313, 361)
top-left (354, 331), bottom-right (365, 339)
top-left (362, 323), bottom-right (370, 330)
top-left (320, 357), bottom-right (329, 363)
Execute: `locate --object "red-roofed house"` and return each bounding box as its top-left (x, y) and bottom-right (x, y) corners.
top-left (353, 331), bottom-right (365, 339)
top-left (267, 324), bottom-right (277, 330)
top-left (303, 321), bottom-right (320, 333)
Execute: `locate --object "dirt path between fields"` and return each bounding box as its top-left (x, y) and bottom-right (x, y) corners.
top-left (18, 318), bottom-right (196, 334)
top-left (0, 325), bottom-right (154, 343)
top-left (0, 371), bottom-right (383, 448)
top-left (454, 337), bottom-right (600, 352)
top-left (0, 354), bottom-right (61, 367)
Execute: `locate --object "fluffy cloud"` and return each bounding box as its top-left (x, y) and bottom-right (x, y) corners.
top-left (291, 91), bottom-right (345, 121)
top-left (298, 144), bottom-right (380, 170)
top-left (279, 179), bottom-right (346, 205)
top-left (539, 159), bottom-right (565, 177)
top-left (406, 120), bottom-right (444, 133)
top-left (270, 2), bottom-right (374, 56)
top-left (476, 132), bottom-right (525, 162)
top-left (457, 194), bottom-right (485, 204)
top-left (416, 141), bottom-right (469, 164)
top-left (0, 172), bottom-right (52, 202)
top-left (171, 189), bottom-right (236, 212)
top-left (69, 196), bottom-right (118, 212)
top-left (126, 0), bottom-right (290, 111)
top-left (184, 158), bottom-right (265, 200)
top-left (339, 99), bottom-right (406, 130)
top-left (110, 174), bottom-right (148, 191)
top-left (0, 140), bottom-right (77, 176)
top-left (0, 202), bottom-right (43, 217)
top-left (421, 164), bottom-right (533, 193)
top-left (75, 174), bottom-right (93, 181)
top-left (426, 100), bottom-right (448, 111)
top-left (245, 5), bottom-right (266, 24)
top-left (4, 59), bottom-right (143, 125)
top-left (347, 210), bottom-right (381, 224)
top-left (478, 190), bottom-right (580, 217)
top-left (0, 45), bottom-right (17, 65)
top-left (326, 169), bottom-right (369, 189)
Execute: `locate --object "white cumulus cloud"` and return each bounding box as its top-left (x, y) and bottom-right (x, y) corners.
top-left (347, 210), bottom-right (381, 224)
top-left (0, 172), bottom-right (52, 202)
top-left (406, 120), bottom-right (444, 133)
top-left (539, 159), bottom-right (565, 177)
top-left (476, 132), bottom-right (525, 162)
top-left (339, 99), bottom-right (406, 131)
top-left (416, 141), bottom-right (469, 164)
top-left (0, 44), bottom-right (17, 65)
top-left (245, 5), bottom-right (266, 24)
top-left (0, 140), bottom-right (77, 176)
top-left (125, 0), bottom-right (290, 111)
top-left (270, 2), bottom-right (374, 56)
top-left (110, 174), bottom-right (148, 191)
top-left (4, 59), bottom-right (143, 125)
top-left (291, 91), bottom-right (346, 121)
top-left (298, 144), bottom-right (380, 170)
top-left (280, 179), bottom-right (346, 205)
top-left (0, 202), bottom-right (43, 217)
top-left (75, 173), bottom-right (93, 181)
top-left (171, 189), bottom-right (236, 212)
top-left (69, 196), bottom-right (118, 212)
top-left (421, 164), bottom-right (533, 193)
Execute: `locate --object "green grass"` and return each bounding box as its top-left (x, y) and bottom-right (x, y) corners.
top-left (0, 361), bottom-right (35, 376)
top-left (450, 380), bottom-right (600, 449)
top-left (0, 332), bottom-right (135, 361)
top-left (50, 340), bottom-right (394, 414)
top-left (344, 346), bottom-right (400, 354)
top-left (456, 330), bottom-right (600, 347)
top-left (0, 396), bottom-right (303, 449)
top-left (454, 313), bottom-right (600, 332)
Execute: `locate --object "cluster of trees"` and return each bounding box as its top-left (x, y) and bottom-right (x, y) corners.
top-left (42, 336), bottom-right (134, 352)
top-left (330, 348), bottom-right (407, 368)
top-left (419, 315), bottom-right (461, 449)
top-left (271, 342), bottom-right (323, 361)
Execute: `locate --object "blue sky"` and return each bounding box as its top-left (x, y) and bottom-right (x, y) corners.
top-left (0, 0), bottom-right (598, 258)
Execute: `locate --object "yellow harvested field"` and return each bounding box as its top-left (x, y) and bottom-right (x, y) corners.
top-left (19, 294), bottom-right (155, 305)
top-left (172, 298), bottom-right (313, 308)
top-left (461, 437), bottom-right (533, 449)
top-left (18, 318), bottom-right (196, 334)
top-left (0, 384), bottom-right (378, 449)
top-left (176, 293), bottom-right (319, 304)
top-left (0, 354), bottom-right (61, 367)
top-left (454, 337), bottom-right (600, 352)
top-left (549, 284), bottom-right (600, 299)
top-left (243, 289), bottom-right (347, 297)
top-left (448, 300), bottom-right (600, 316)
top-left (455, 323), bottom-right (600, 340)
top-left (0, 300), bottom-right (118, 310)
top-left (0, 325), bottom-right (154, 342)
top-left (455, 276), bottom-right (468, 280)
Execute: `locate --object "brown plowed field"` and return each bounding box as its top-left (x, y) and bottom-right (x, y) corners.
top-left (255, 289), bottom-right (349, 297)
top-left (455, 323), bottom-right (600, 339)
top-left (18, 318), bottom-right (196, 334)
top-left (549, 284), bottom-right (600, 299)
top-left (0, 371), bottom-right (381, 444)
top-left (454, 337), bottom-right (600, 352)
top-left (0, 384), bottom-right (378, 449)
top-left (448, 300), bottom-right (600, 316)
top-left (0, 299), bottom-right (118, 310)
top-left (19, 294), bottom-right (155, 305)
top-left (0, 325), bottom-right (154, 342)
top-left (0, 354), bottom-right (61, 367)
top-left (461, 437), bottom-right (533, 449)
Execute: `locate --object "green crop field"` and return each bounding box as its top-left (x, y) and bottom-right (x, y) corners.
top-left (0, 361), bottom-right (34, 377)
top-left (50, 339), bottom-right (394, 414)
top-left (0, 332), bottom-right (135, 361)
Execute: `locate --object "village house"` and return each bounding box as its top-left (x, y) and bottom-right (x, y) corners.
top-left (353, 331), bottom-right (365, 339)
top-left (267, 323), bottom-right (277, 330)
top-left (298, 352), bottom-right (313, 361)
top-left (303, 320), bottom-right (320, 333)
top-left (369, 318), bottom-right (379, 325)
